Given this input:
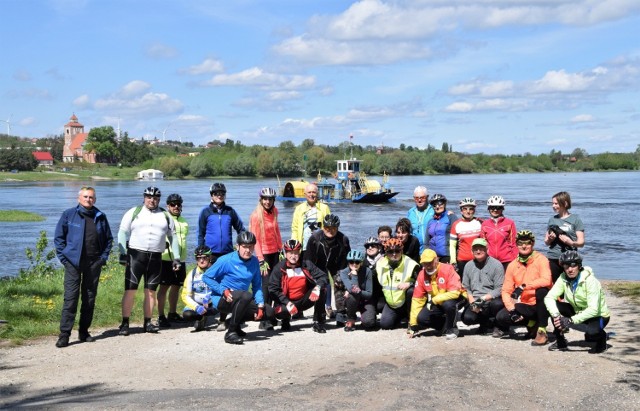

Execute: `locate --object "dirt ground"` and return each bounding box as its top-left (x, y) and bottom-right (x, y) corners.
top-left (1, 286), bottom-right (639, 410)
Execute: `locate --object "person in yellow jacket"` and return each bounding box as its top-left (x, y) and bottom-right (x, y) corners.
top-left (290, 184), bottom-right (330, 251)
top-left (408, 249), bottom-right (466, 339)
top-left (375, 238), bottom-right (420, 329)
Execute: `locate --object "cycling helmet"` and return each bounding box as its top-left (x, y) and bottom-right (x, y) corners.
top-left (209, 182), bottom-right (227, 195)
top-left (323, 214), bottom-right (341, 228)
top-left (487, 195), bottom-right (506, 207)
top-left (259, 187), bottom-right (277, 198)
top-left (166, 193), bottom-right (183, 205)
top-left (283, 239), bottom-right (302, 252)
top-left (194, 245), bottom-right (212, 257)
top-left (429, 194), bottom-right (447, 205)
top-left (516, 230), bottom-right (535, 242)
top-left (384, 238), bottom-right (404, 251)
top-left (364, 236), bottom-right (382, 247)
top-left (143, 186), bottom-right (161, 197)
top-left (347, 250), bottom-right (365, 262)
top-left (237, 231), bottom-right (257, 245)
top-left (560, 250), bottom-right (583, 266)
top-left (459, 197), bottom-right (476, 207)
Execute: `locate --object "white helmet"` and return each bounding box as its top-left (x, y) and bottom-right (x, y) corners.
top-left (487, 195), bottom-right (505, 207)
top-left (459, 197), bottom-right (476, 207)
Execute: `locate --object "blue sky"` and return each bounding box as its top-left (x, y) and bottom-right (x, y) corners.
top-left (1, 0), bottom-right (639, 154)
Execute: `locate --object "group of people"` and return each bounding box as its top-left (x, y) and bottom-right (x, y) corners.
top-left (53, 183), bottom-right (610, 353)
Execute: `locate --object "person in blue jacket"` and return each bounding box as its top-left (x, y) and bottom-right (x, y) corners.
top-left (407, 186), bottom-right (434, 254)
top-left (54, 186), bottom-right (113, 348)
top-left (202, 231), bottom-right (274, 345)
top-left (197, 182), bottom-right (245, 265)
top-left (425, 194), bottom-right (458, 264)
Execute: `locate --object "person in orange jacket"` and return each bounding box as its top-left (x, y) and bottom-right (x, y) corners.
top-left (408, 249), bottom-right (466, 340)
top-left (495, 230), bottom-right (552, 346)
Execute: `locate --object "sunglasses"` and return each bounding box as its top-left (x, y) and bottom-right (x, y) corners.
top-left (562, 262), bottom-right (580, 268)
top-left (144, 195), bottom-right (160, 199)
top-left (516, 240), bottom-right (533, 246)
top-left (489, 206), bottom-right (504, 211)
top-left (365, 244), bottom-right (379, 249)
top-left (168, 203), bottom-right (182, 207)
top-left (431, 201), bottom-right (445, 206)
top-left (195, 256), bottom-right (210, 261)
top-left (347, 260), bottom-right (362, 264)
top-left (212, 192), bottom-right (226, 197)
top-left (414, 196), bottom-right (427, 201)
top-left (386, 249), bottom-right (402, 255)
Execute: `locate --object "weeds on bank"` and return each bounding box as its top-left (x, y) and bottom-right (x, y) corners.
top-left (0, 233), bottom-right (174, 345)
top-left (605, 281), bottom-right (640, 304)
top-left (0, 210), bottom-right (46, 222)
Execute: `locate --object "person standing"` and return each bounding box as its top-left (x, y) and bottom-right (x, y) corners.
top-left (54, 186), bottom-right (113, 348)
top-left (395, 218), bottom-right (420, 264)
top-left (249, 187), bottom-right (283, 330)
top-left (449, 197), bottom-right (483, 278)
top-left (481, 195), bottom-right (517, 271)
top-left (117, 187), bottom-right (180, 336)
top-left (291, 183), bottom-right (330, 251)
top-left (202, 231), bottom-right (274, 345)
top-left (198, 182), bottom-right (245, 264)
top-left (544, 191), bottom-right (585, 283)
top-left (407, 186), bottom-right (434, 254)
top-left (424, 194), bottom-right (458, 264)
top-left (158, 193), bottom-right (189, 327)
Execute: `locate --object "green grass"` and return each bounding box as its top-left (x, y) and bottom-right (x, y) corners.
top-left (0, 252), bottom-right (192, 345)
top-left (0, 164), bottom-right (140, 182)
top-left (604, 281), bottom-right (640, 304)
top-left (0, 210), bottom-right (45, 222)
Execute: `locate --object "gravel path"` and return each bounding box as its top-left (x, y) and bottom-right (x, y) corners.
top-left (1, 287), bottom-right (639, 410)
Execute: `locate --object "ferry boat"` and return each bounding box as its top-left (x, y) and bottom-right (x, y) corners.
top-left (276, 158), bottom-right (399, 203)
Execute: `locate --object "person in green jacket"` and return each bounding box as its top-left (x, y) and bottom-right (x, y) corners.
top-left (544, 250), bottom-right (610, 354)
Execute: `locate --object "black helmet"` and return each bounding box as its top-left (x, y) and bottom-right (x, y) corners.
top-left (283, 239), bottom-right (302, 252)
top-left (209, 182), bottom-right (227, 195)
top-left (323, 213), bottom-right (340, 228)
top-left (143, 186), bottom-right (161, 197)
top-left (364, 236), bottom-right (382, 247)
top-left (194, 245), bottom-right (212, 257)
top-left (166, 193), bottom-right (183, 205)
top-left (237, 231), bottom-right (257, 245)
top-left (516, 230), bottom-right (535, 242)
top-left (560, 250), bottom-right (582, 266)
top-left (429, 193), bottom-right (447, 205)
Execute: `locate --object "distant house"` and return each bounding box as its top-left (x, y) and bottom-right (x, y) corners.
top-left (32, 151), bottom-right (54, 167)
top-left (62, 114), bottom-right (96, 163)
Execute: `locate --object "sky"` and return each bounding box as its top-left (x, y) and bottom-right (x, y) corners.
top-left (1, 0), bottom-right (639, 155)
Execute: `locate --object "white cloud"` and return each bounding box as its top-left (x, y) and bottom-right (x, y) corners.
top-left (205, 67), bottom-right (316, 90)
top-left (121, 80), bottom-right (151, 97)
top-left (13, 70), bottom-right (31, 81)
top-left (181, 58), bottom-right (224, 75)
top-left (73, 94), bottom-right (90, 108)
top-left (19, 117), bottom-right (36, 126)
top-left (267, 91), bottom-right (302, 101)
top-left (177, 114), bottom-right (209, 123)
top-left (571, 114), bottom-right (595, 122)
top-left (145, 42), bottom-right (178, 59)
top-left (531, 69), bottom-right (595, 93)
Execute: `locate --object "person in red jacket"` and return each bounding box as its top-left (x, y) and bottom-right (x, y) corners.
top-left (249, 187), bottom-right (283, 330)
top-left (495, 230), bottom-right (552, 346)
top-left (269, 239), bottom-right (328, 333)
top-left (481, 195), bottom-right (517, 271)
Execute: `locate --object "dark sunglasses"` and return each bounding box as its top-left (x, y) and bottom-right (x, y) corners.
top-left (386, 249), bottom-right (402, 255)
top-left (562, 262), bottom-right (580, 268)
top-left (365, 244), bottom-right (379, 249)
top-left (347, 260), bottom-right (362, 264)
top-left (168, 203), bottom-right (182, 207)
top-left (195, 256), bottom-right (210, 261)
top-left (431, 200), bottom-right (445, 206)
top-left (516, 240), bottom-right (533, 246)
top-left (144, 194), bottom-right (160, 199)
top-left (489, 206), bottom-right (503, 211)
top-left (212, 191), bottom-right (226, 196)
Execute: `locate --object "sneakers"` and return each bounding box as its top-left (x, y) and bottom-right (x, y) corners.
top-left (259, 320), bottom-right (274, 331)
top-left (118, 323), bottom-right (130, 336)
top-left (79, 332), bottom-right (95, 343)
top-left (445, 328), bottom-right (459, 340)
top-left (224, 331), bottom-right (243, 345)
top-left (549, 333), bottom-right (568, 351)
top-left (492, 327), bottom-right (505, 338)
top-left (344, 321), bottom-right (356, 332)
top-left (144, 321), bottom-right (160, 333)
top-left (55, 334), bottom-right (69, 348)
top-left (194, 317), bottom-right (206, 332)
top-left (167, 312), bottom-right (184, 323)
top-left (158, 315), bottom-right (171, 328)
top-left (589, 331), bottom-right (608, 354)
top-left (217, 321), bottom-right (228, 332)
top-left (325, 306), bottom-right (335, 319)
top-left (531, 330), bottom-right (549, 346)
top-left (281, 318), bottom-right (291, 331)
top-left (313, 322), bottom-right (327, 334)
top-left (236, 327), bottom-right (247, 338)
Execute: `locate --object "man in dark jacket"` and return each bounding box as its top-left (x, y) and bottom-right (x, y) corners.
top-left (269, 239), bottom-right (328, 333)
top-left (304, 213), bottom-right (350, 326)
top-left (54, 186), bottom-right (113, 348)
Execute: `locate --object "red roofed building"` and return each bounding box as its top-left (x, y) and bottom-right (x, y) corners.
top-left (63, 114), bottom-right (96, 163)
top-left (32, 151), bottom-right (54, 167)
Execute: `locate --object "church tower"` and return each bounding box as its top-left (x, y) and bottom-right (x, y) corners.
top-left (62, 114), bottom-right (85, 162)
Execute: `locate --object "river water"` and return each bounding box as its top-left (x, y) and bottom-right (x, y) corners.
top-left (1, 172), bottom-right (638, 280)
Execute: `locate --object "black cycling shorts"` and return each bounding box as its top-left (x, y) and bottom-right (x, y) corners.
top-left (159, 260), bottom-right (186, 286)
top-left (124, 248), bottom-right (162, 291)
